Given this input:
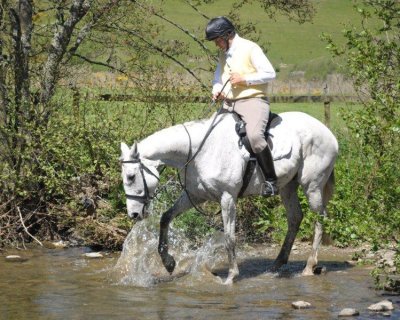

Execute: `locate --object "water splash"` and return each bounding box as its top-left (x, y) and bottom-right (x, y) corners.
top-left (111, 213), bottom-right (226, 287)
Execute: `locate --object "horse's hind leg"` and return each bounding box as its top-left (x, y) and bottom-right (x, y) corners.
top-left (271, 179), bottom-right (303, 271)
top-left (302, 171), bottom-right (334, 276)
top-left (158, 192), bottom-right (199, 274)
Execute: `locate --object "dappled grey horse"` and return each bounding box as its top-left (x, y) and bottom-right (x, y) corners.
top-left (120, 111), bottom-right (338, 284)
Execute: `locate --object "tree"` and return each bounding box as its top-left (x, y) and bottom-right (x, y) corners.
top-left (323, 0), bottom-right (399, 278)
top-left (0, 0), bottom-right (314, 246)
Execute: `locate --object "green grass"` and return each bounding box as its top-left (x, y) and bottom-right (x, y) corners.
top-left (158, 0), bottom-right (373, 79)
top-left (273, 102), bottom-right (346, 128)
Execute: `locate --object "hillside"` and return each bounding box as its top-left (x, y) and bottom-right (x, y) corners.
top-left (160, 0), bottom-right (365, 80)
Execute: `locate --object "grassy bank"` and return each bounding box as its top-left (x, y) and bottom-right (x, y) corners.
top-left (158, 0), bottom-right (372, 80)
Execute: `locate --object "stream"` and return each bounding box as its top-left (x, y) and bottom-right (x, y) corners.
top-left (1, 219), bottom-right (398, 319)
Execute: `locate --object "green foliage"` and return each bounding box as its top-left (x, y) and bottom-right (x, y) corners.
top-left (173, 209), bottom-right (216, 247)
top-left (1, 0), bottom-right (398, 256)
top-left (322, 0), bottom-right (399, 244)
top-left (321, 0), bottom-right (399, 289)
top-left (250, 197), bottom-right (286, 242)
top-left (371, 242), bottom-right (400, 293)
top-left (0, 61), bottom-right (213, 246)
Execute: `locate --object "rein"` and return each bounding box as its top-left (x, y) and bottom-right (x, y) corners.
top-left (184, 78), bottom-right (231, 166)
top-left (176, 79), bottom-right (231, 213)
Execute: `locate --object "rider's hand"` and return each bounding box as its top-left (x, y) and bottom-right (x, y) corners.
top-left (229, 73), bottom-right (246, 86)
top-left (213, 91), bottom-right (226, 101)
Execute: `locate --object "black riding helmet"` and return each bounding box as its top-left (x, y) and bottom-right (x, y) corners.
top-left (205, 16), bottom-right (235, 41)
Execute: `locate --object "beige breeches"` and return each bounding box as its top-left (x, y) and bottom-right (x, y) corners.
top-left (223, 97), bottom-right (270, 153)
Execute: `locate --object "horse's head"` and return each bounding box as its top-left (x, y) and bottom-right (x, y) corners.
top-left (120, 142), bottom-right (160, 220)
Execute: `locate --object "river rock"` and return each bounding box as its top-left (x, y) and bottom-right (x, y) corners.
top-left (291, 301), bottom-right (311, 309)
top-left (5, 255), bottom-right (27, 262)
top-left (53, 240), bottom-right (68, 248)
top-left (382, 312), bottom-right (392, 317)
top-left (44, 240), bottom-right (68, 249)
top-left (338, 308), bottom-right (360, 317)
top-left (381, 250), bottom-right (396, 267)
top-left (84, 252), bottom-right (104, 259)
top-left (367, 300), bottom-right (394, 312)
top-left (344, 260), bottom-right (358, 266)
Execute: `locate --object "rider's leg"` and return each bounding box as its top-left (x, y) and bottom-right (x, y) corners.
top-left (255, 145), bottom-right (278, 196)
top-left (233, 97), bottom-right (278, 196)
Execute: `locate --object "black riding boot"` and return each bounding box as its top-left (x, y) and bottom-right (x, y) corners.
top-left (255, 146), bottom-right (278, 196)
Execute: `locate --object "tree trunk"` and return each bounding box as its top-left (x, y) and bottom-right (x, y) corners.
top-left (40, 0), bottom-right (90, 105)
top-left (0, 0), bottom-right (8, 126)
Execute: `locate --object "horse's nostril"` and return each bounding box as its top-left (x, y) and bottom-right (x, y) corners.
top-left (132, 212), bottom-right (139, 219)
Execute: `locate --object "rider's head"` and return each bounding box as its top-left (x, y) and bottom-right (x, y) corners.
top-left (205, 16), bottom-right (236, 51)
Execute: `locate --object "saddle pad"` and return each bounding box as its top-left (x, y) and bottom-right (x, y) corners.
top-left (268, 118), bottom-right (293, 161)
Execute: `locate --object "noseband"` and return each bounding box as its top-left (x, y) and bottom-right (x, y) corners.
top-left (121, 158), bottom-right (160, 204)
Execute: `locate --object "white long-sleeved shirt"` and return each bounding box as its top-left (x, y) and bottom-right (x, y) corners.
top-left (212, 34), bottom-right (276, 96)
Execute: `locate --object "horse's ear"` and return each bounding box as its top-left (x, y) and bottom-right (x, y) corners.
top-left (131, 141), bottom-right (139, 159)
top-left (120, 142), bottom-right (130, 156)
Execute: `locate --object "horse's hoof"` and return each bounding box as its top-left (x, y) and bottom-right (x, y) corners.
top-left (162, 254), bottom-right (176, 274)
top-left (301, 268), bottom-right (314, 276)
top-left (313, 265), bottom-right (327, 275)
top-left (268, 264), bottom-right (281, 273)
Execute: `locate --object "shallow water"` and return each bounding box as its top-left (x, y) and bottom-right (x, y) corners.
top-left (1, 223), bottom-right (399, 319)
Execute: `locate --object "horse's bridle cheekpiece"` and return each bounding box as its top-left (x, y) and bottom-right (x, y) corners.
top-left (121, 158), bottom-right (159, 204)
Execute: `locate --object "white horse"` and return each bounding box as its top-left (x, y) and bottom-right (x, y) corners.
top-left (120, 111), bottom-right (338, 284)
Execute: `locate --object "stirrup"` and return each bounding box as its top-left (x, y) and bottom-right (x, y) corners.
top-left (262, 180), bottom-right (278, 196)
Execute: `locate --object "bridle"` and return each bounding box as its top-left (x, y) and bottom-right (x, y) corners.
top-left (121, 158), bottom-right (160, 204)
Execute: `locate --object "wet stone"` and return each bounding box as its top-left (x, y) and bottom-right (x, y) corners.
top-left (291, 301), bottom-right (311, 309)
top-left (338, 308), bottom-right (360, 317)
top-left (52, 240), bottom-right (68, 248)
top-left (344, 260), bottom-right (358, 266)
top-left (44, 240), bottom-right (68, 249)
top-left (5, 255), bottom-right (27, 262)
top-left (368, 300), bottom-right (394, 312)
top-left (84, 252), bottom-right (104, 259)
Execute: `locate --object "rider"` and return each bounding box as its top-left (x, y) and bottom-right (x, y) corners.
top-left (206, 16), bottom-right (278, 196)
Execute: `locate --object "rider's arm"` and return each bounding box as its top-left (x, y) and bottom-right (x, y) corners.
top-left (212, 63), bottom-right (223, 96)
top-left (244, 45), bottom-right (276, 85)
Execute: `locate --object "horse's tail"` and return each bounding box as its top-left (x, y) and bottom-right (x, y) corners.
top-left (323, 168), bottom-right (335, 205)
top-left (321, 168), bottom-right (335, 245)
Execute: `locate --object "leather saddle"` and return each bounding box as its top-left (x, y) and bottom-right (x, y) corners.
top-left (234, 112), bottom-right (279, 156)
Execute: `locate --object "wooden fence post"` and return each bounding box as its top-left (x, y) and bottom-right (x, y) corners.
top-left (323, 83), bottom-right (331, 128)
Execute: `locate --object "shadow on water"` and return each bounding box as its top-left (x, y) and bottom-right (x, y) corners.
top-left (209, 257), bottom-right (354, 282)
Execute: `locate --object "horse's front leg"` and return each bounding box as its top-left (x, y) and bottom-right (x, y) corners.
top-left (221, 192), bottom-right (239, 285)
top-left (158, 192), bottom-right (197, 274)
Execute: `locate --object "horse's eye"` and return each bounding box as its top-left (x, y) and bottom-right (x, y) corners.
top-left (127, 174), bottom-right (135, 183)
